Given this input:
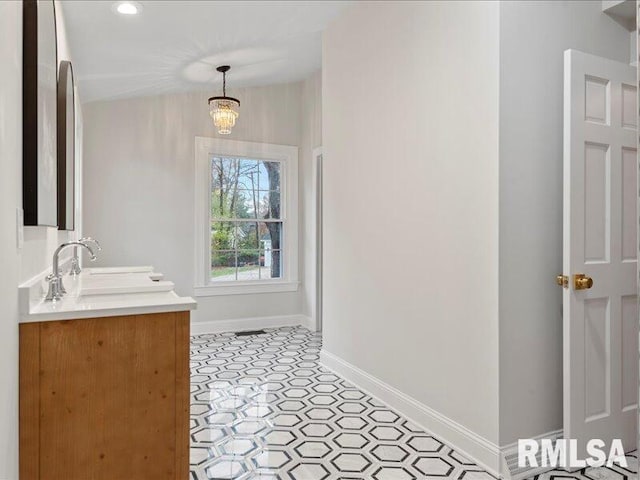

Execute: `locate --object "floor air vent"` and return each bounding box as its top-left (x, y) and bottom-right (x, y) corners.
top-left (235, 329), bottom-right (267, 336)
top-left (502, 430), bottom-right (564, 480)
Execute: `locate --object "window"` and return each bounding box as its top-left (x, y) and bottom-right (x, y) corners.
top-left (194, 138), bottom-right (299, 296)
top-left (211, 157), bottom-right (282, 281)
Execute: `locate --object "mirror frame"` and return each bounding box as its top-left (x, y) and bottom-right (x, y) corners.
top-left (57, 60), bottom-right (75, 231)
top-left (22, 0), bottom-right (58, 226)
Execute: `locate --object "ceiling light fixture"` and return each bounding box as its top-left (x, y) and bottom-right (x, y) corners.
top-left (208, 66), bottom-right (240, 135)
top-left (113, 1), bottom-right (142, 15)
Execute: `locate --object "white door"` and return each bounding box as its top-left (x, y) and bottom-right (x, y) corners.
top-left (563, 49), bottom-right (637, 461)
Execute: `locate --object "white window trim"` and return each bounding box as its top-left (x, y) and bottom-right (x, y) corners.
top-left (193, 137), bottom-right (299, 296)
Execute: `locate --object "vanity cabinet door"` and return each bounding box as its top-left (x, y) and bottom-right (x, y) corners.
top-left (20, 311), bottom-right (189, 480)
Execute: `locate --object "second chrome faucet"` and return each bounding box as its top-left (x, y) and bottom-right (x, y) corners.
top-left (45, 239), bottom-right (100, 301)
top-left (69, 237), bottom-right (102, 276)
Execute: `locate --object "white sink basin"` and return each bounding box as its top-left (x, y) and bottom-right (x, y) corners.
top-left (70, 268), bottom-right (173, 296)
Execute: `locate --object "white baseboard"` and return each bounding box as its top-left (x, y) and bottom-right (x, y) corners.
top-left (320, 349), bottom-right (501, 477)
top-left (299, 315), bottom-right (316, 332)
top-left (191, 314), bottom-right (313, 335)
top-left (500, 429), bottom-right (564, 480)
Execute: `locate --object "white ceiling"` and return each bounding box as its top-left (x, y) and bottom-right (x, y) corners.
top-left (61, 1), bottom-right (349, 103)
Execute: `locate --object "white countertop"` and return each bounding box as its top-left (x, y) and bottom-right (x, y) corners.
top-left (19, 266), bottom-right (196, 323)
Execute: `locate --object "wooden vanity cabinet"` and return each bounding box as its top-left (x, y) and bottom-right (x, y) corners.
top-left (20, 311), bottom-right (190, 480)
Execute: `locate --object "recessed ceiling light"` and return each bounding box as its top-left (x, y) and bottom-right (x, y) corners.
top-left (112, 1), bottom-right (142, 15)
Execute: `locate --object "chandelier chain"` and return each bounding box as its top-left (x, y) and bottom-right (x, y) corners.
top-left (222, 71), bottom-right (226, 97)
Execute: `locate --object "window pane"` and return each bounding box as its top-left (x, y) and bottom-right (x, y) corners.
top-left (233, 190), bottom-right (255, 219)
top-left (261, 249), bottom-right (282, 279)
top-left (237, 159), bottom-right (260, 192)
top-left (212, 157), bottom-right (281, 220)
top-left (260, 221), bottom-right (282, 280)
top-left (211, 222), bottom-right (236, 251)
top-left (232, 189), bottom-right (279, 220)
top-left (211, 250), bottom-right (236, 282)
top-left (258, 161), bottom-right (281, 192)
top-left (211, 157), bottom-right (236, 190)
top-left (237, 222), bottom-right (260, 250)
top-left (259, 222), bottom-right (282, 251)
top-left (237, 250), bottom-right (261, 280)
top-left (257, 191), bottom-right (280, 219)
top-left (211, 157), bottom-right (239, 219)
top-left (230, 189), bottom-right (280, 220)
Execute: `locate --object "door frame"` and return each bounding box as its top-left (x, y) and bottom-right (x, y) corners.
top-left (636, 7), bottom-right (640, 459)
top-left (312, 146), bottom-right (323, 332)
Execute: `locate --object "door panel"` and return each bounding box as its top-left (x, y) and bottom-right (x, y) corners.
top-left (563, 49), bottom-right (637, 461)
top-left (621, 84), bottom-right (637, 129)
top-left (621, 295), bottom-right (639, 411)
top-left (583, 297), bottom-right (609, 421)
top-left (583, 142), bottom-right (609, 263)
top-left (584, 76), bottom-right (609, 124)
top-left (621, 148), bottom-right (637, 261)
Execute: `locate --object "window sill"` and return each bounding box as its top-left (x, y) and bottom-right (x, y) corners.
top-left (193, 281), bottom-right (299, 297)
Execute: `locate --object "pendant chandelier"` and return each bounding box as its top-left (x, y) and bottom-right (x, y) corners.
top-left (208, 65), bottom-right (240, 135)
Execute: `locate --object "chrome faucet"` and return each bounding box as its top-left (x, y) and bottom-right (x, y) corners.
top-left (46, 241), bottom-right (98, 301)
top-left (69, 237), bottom-right (102, 275)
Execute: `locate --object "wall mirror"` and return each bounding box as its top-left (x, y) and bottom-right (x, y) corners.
top-left (57, 60), bottom-right (75, 230)
top-left (23, 0), bottom-right (58, 226)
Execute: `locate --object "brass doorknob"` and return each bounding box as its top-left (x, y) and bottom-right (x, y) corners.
top-left (556, 275), bottom-right (568, 288)
top-left (574, 273), bottom-right (593, 290)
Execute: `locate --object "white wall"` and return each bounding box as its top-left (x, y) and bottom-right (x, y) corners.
top-left (0, 2), bottom-right (81, 478)
top-left (498, 0), bottom-right (631, 446)
top-left (0, 2), bottom-right (23, 477)
top-left (322, 0), bottom-right (500, 462)
top-left (83, 81), bottom-right (318, 325)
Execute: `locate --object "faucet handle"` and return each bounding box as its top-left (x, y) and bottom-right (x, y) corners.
top-left (45, 273), bottom-right (64, 301)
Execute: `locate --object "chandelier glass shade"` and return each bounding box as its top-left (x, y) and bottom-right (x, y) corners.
top-left (208, 66), bottom-right (240, 135)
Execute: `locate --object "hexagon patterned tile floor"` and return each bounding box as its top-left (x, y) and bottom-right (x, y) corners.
top-left (529, 455), bottom-right (638, 480)
top-left (189, 326), bottom-right (637, 480)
